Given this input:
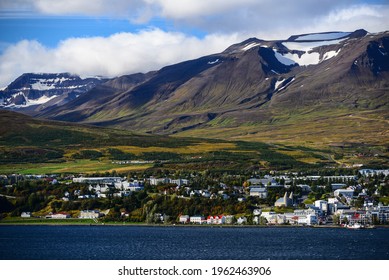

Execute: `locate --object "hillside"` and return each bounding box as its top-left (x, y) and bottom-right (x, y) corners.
top-left (20, 29), bottom-right (387, 149)
top-left (2, 110), bottom-right (366, 174)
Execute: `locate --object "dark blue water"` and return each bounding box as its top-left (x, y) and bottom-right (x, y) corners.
top-left (0, 225), bottom-right (388, 260)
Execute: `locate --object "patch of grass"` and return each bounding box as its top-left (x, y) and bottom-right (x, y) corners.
top-left (0, 160), bottom-right (152, 174)
top-left (0, 217), bottom-right (96, 224)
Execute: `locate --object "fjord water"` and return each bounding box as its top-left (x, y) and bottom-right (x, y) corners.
top-left (0, 226), bottom-right (388, 260)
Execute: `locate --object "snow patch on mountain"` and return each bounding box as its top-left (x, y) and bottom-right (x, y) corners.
top-left (275, 78), bottom-right (295, 92)
top-left (321, 49), bottom-right (341, 62)
top-left (274, 77), bottom-right (295, 92)
top-left (208, 59), bottom-right (220, 65)
top-left (274, 39), bottom-right (344, 66)
top-left (4, 94), bottom-right (58, 108)
top-left (30, 77), bottom-right (77, 90)
top-left (242, 42), bottom-right (262, 51)
top-left (275, 51), bottom-right (320, 66)
top-left (273, 51), bottom-right (296, 66)
top-left (31, 80), bottom-right (56, 90)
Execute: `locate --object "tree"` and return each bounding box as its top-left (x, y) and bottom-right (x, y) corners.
top-left (333, 214), bottom-right (340, 225)
top-left (0, 196), bottom-right (14, 213)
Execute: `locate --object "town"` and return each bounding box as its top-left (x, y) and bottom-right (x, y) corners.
top-left (0, 168), bottom-right (388, 228)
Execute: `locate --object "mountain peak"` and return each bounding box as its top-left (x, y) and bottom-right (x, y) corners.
top-left (0, 73), bottom-right (106, 109)
top-left (223, 37), bottom-right (265, 53)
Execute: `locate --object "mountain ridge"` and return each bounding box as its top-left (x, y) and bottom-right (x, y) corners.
top-left (1, 29), bottom-right (388, 147)
top-left (0, 73), bottom-right (106, 113)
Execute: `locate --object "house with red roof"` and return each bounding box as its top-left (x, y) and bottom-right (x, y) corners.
top-left (207, 215), bottom-right (226, 224)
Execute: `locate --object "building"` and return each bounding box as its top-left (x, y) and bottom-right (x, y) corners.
top-left (359, 169), bottom-right (389, 177)
top-left (73, 177), bottom-right (122, 184)
top-left (331, 183), bottom-right (347, 190)
top-left (190, 216), bottom-right (205, 224)
top-left (297, 184), bottom-right (311, 192)
top-left (179, 215), bottom-right (190, 223)
top-left (149, 177), bottom-right (170, 186)
top-left (21, 212), bottom-right (32, 218)
top-left (314, 200), bottom-right (328, 213)
top-left (275, 192), bottom-right (293, 207)
top-left (171, 179), bottom-right (189, 187)
top-left (237, 217), bottom-right (247, 224)
top-left (334, 189), bottom-right (354, 198)
top-left (298, 214), bottom-right (317, 225)
top-left (261, 212), bottom-right (284, 224)
top-left (249, 187), bottom-right (268, 198)
top-left (79, 210), bottom-right (101, 219)
top-left (248, 176), bottom-right (281, 187)
top-left (49, 212), bottom-right (70, 219)
top-left (120, 180), bottom-right (144, 191)
top-left (207, 215), bottom-right (226, 224)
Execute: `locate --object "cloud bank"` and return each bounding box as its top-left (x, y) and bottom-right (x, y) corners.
top-left (1, 0), bottom-right (389, 87)
top-left (0, 29), bottom-right (240, 87)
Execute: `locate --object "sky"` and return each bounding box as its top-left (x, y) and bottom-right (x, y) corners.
top-left (0, 0), bottom-right (388, 88)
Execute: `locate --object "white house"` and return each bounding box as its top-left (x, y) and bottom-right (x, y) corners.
top-left (149, 177), bottom-right (170, 186)
top-left (249, 187), bottom-right (268, 198)
top-left (21, 212), bottom-right (32, 218)
top-left (298, 214), bottom-right (317, 225)
top-left (207, 215), bottom-right (226, 224)
top-left (49, 213), bottom-right (70, 219)
top-left (334, 189), bottom-right (354, 198)
top-left (179, 215), bottom-right (190, 223)
top-left (237, 217), bottom-right (247, 225)
top-left (73, 177), bottom-right (121, 184)
top-left (314, 200), bottom-right (328, 212)
top-left (171, 179), bottom-right (189, 187)
top-left (79, 210), bottom-right (101, 219)
top-left (190, 216), bottom-right (205, 224)
top-left (261, 212), bottom-right (284, 224)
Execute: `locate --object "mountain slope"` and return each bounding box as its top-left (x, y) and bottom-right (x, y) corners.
top-left (5, 30), bottom-right (389, 147)
top-left (1, 110), bottom-right (332, 173)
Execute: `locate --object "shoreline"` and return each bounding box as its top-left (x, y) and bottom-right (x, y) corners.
top-left (1, 220), bottom-right (388, 228)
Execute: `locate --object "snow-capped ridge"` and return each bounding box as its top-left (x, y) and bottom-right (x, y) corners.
top-left (0, 72), bottom-right (105, 108)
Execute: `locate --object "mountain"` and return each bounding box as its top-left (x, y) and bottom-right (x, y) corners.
top-left (0, 73), bottom-right (106, 113)
top-left (3, 30), bottom-right (389, 147)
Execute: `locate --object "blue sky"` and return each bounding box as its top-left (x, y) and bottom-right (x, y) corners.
top-left (0, 0), bottom-right (388, 87)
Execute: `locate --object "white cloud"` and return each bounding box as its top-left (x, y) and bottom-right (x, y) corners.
top-left (0, 29), bottom-right (240, 87)
top-left (2, 1), bottom-right (388, 36)
top-left (149, 0), bottom-right (258, 19)
top-left (317, 4), bottom-right (389, 33)
top-left (1, 1), bottom-right (389, 87)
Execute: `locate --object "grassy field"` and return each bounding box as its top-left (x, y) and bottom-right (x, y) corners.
top-left (0, 160), bottom-right (153, 174)
top-left (177, 108), bottom-right (389, 147)
top-left (1, 109), bottom-right (388, 174)
top-left (0, 217), bottom-right (96, 225)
